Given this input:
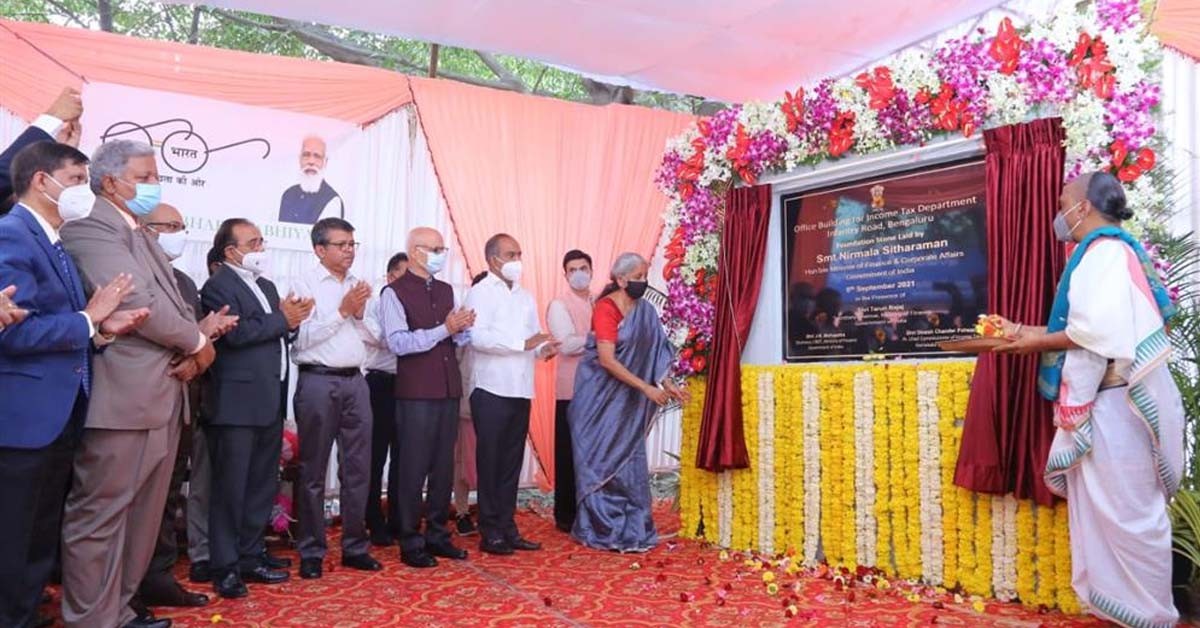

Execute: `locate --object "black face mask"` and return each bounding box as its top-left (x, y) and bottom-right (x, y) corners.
top-left (625, 280), bottom-right (648, 300)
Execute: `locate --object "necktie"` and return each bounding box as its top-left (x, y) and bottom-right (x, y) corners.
top-left (52, 241), bottom-right (90, 395)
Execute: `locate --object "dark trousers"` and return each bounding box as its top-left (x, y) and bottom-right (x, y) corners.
top-left (470, 388), bottom-right (530, 544)
top-left (138, 421), bottom-right (190, 595)
top-left (293, 371), bottom-right (372, 560)
top-left (553, 400), bottom-right (577, 530)
top-left (0, 390), bottom-right (84, 628)
top-left (365, 370), bottom-right (399, 536)
top-left (393, 399), bottom-right (458, 553)
top-left (207, 420), bottom-right (283, 576)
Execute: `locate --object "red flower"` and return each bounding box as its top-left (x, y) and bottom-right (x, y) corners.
top-left (828, 111), bottom-right (856, 157)
top-left (1068, 33), bottom-right (1092, 67)
top-left (929, 84), bottom-right (967, 133)
top-left (679, 592), bottom-right (693, 603)
top-left (988, 17), bottom-right (1022, 75)
top-left (725, 124), bottom-right (758, 185)
top-left (1110, 139), bottom-right (1129, 169)
top-left (960, 111), bottom-right (977, 138)
top-left (692, 356), bottom-right (707, 372)
top-left (855, 67), bottom-right (896, 110)
top-left (1117, 165), bottom-right (1143, 182)
top-left (782, 88), bottom-right (805, 133)
top-left (1135, 147), bottom-right (1156, 171)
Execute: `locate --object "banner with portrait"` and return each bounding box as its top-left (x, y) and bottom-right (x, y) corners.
top-left (79, 82), bottom-right (363, 252)
top-left (782, 160), bottom-right (988, 360)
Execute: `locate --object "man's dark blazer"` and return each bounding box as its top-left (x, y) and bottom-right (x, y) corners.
top-left (200, 264), bottom-right (290, 427)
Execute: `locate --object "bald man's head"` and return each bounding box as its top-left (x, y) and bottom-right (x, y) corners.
top-left (145, 202), bottom-right (183, 226)
top-left (406, 227), bottom-right (446, 278)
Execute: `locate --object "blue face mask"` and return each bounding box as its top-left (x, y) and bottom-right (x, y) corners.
top-left (119, 179), bottom-right (162, 216)
top-left (425, 250), bottom-right (447, 275)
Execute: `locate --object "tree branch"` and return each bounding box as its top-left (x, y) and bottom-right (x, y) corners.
top-left (44, 0), bottom-right (89, 29)
top-left (475, 51), bottom-right (527, 92)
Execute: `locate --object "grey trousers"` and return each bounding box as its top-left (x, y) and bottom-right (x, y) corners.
top-left (186, 424), bottom-right (211, 563)
top-left (293, 371), bottom-right (372, 560)
top-left (61, 396), bottom-right (182, 628)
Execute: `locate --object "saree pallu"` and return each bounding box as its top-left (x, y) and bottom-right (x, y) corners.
top-left (568, 300), bottom-right (672, 552)
top-left (1043, 237), bottom-right (1183, 628)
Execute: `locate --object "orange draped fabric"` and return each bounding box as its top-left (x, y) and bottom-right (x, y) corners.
top-left (0, 19), bottom-right (411, 123)
top-left (409, 76), bottom-right (694, 487)
top-left (1153, 0), bottom-right (1200, 61)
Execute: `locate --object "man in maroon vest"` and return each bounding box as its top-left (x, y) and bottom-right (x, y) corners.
top-left (379, 227), bottom-right (475, 568)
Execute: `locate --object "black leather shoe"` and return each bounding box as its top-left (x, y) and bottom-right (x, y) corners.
top-left (140, 580), bottom-right (210, 607)
top-left (428, 542), bottom-right (468, 560)
top-left (480, 538), bottom-right (514, 555)
top-left (341, 553), bottom-right (383, 571)
top-left (241, 565), bottom-right (290, 584)
top-left (299, 558), bottom-right (323, 579)
top-left (370, 529), bottom-right (395, 547)
top-left (555, 521), bottom-right (573, 533)
top-left (122, 617), bottom-right (172, 628)
top-left (510, 537), bottom-right (542, 551)
top-left (401, 550), bottom-right (438, 568)
top-left (261, 551), bottom-right (292, 569)
top-left (213, 571), bottom-right (248, 599)
top-left (188, 560), bottom-right (211, 583)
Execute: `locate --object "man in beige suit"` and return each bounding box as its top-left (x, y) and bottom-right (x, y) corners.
top-left (60, 140), bottom-right (229, 628)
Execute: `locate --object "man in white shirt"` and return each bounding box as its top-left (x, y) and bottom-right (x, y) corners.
top-left (545, 249), bottom-right (594, 532)
top-left (465, 233), bottom-right (559, 555)
top-left (290, 217), bottom-right (381, 579)
top-left (361, 251), bottom-right (408, 547)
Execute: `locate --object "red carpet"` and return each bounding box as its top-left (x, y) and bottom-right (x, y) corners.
top-left (57, 506), bottom-right (1105, 627)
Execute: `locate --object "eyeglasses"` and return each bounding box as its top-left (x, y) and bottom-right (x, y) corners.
top-left (323, 240), bottom-right (360, 251)
top-left (235, 237), bottom-right (266, 249)
top-left (145, 220), bottom-right (185, 233)
top-left (418, 245), bottom-right (449, 255)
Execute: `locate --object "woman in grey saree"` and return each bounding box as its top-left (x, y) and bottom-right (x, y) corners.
top-left (568, 253), bottom-right (686, 552)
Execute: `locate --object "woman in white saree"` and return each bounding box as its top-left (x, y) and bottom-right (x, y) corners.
top-left (997, 172), bottom-right (1183, 628)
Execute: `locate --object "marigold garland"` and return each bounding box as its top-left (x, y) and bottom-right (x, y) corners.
top-left (871, 365), bottom-right (894, 576)
top-left (773, 368), bottom-right (804, 554)
top-left (1016, 499), bottom-right (1037, 603)
top-left (1054, 503), bottom-right (1081, 614)
top-left (1034, 502), bottom-right (1057, 607)
top-left (733, 367), bottom-right (760, 550)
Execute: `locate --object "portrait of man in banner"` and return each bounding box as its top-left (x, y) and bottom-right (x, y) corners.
top-left (278, 135), bottom-right (345, 224)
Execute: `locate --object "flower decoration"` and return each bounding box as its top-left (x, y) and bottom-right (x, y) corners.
top-left (656, 1), bottom-right (1164, 373)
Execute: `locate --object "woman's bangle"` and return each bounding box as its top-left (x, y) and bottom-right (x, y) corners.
top-left (1014, 323), bottom-right (1023, 335)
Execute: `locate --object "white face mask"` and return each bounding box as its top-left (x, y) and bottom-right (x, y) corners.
top-left (500, 260), bottom-right (523, 283)
top-left (240, 250), bottom-right (271, 277)
top-left (568, 269), bottom-right (591, 291)
top-left (43, 175), bottom-right (96, 223)
top-left (156, 230), bottom-right (188, 261)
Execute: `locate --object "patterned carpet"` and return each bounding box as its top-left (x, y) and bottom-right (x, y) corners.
top-left (37, 505), bottom-right (1107, 628)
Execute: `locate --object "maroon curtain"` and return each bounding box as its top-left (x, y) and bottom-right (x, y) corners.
top-left (954, 118), bottom-right (1067, 506)
top-left (696, 183), bottom-right (772, 472)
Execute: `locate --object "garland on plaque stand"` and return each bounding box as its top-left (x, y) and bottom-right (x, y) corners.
top-left (656, 0), bottom-right (1167, 374)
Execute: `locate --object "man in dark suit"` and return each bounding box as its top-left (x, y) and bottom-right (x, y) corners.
top-left (202, 218), bottom-right (313, 599)
top-left (0, 88), bottom-right (83, 210)
top-left (0, 141), bottom-right (148, 628)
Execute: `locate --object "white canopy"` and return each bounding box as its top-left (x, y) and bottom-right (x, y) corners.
top-left (169, 0), bottom-right (1007, 102)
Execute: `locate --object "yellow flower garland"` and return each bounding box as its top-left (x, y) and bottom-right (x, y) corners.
top-left (773, 367), bottom-right (804, 554)
top-left (872, 365), bottom-right (893, 576)
top-left (734, 366), bottom-right (760, 550)
top-left (1034, 501), bottom-right (1056, 607)
top-left (1054, 502), bottom-right (1080, 614)
top-left (1016, 499), bottom-right (1036, 603)
top-left (819, 369), bottom-right (840, 565)
top-left (840, 368), bottom-right (858, 567)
